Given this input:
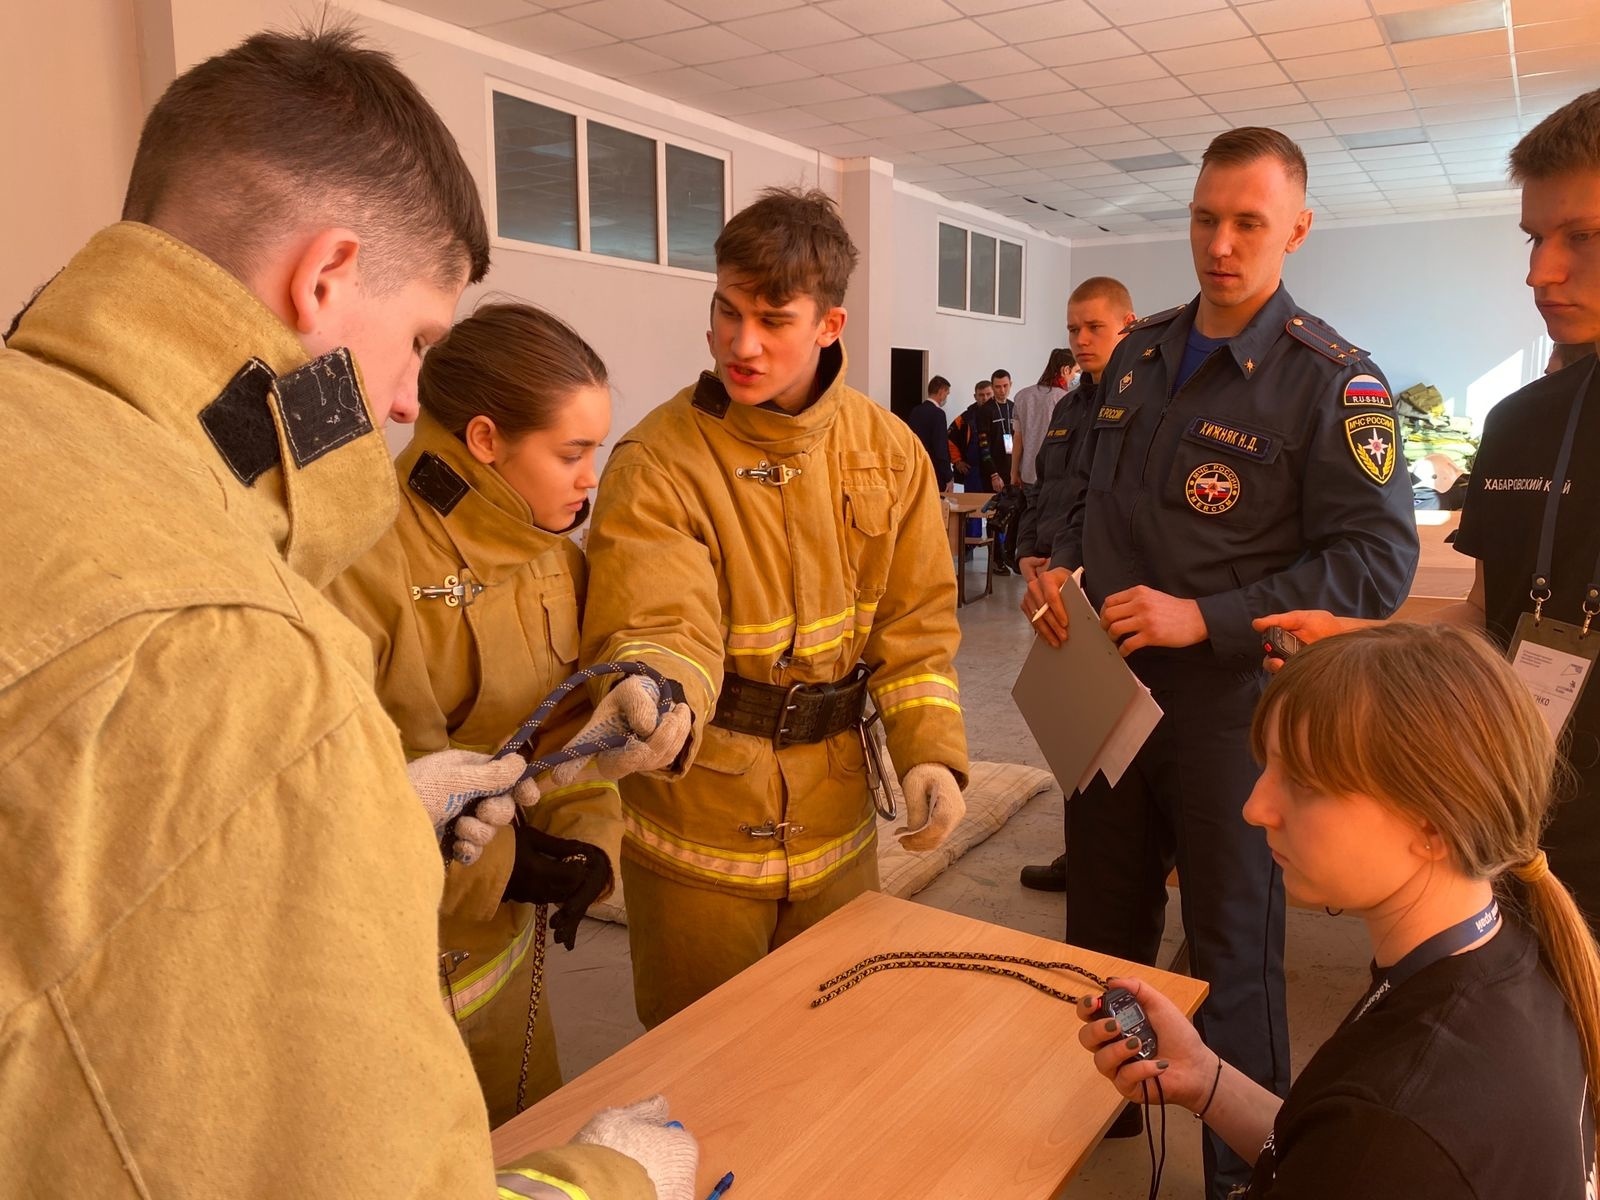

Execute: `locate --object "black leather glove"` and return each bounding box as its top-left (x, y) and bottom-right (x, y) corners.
top-left (503, 823), bottom-right (612, 951)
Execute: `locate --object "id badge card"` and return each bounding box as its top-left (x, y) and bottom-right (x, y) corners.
top-left (1003, 431), bottom-right (1015, 455)
top-left (1507, 611), bottom-right (1600, 738)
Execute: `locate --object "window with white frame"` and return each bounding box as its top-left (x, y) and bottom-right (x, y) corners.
top-left (490, 84), bottom-right (728, 276)
top-left (937, 221), bottom-right (1024, 320)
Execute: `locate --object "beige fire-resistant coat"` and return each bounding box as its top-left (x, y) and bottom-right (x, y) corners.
top-left (582, 343), bottom-right (969, 900)
top-left (0, 223), bottom-right (650, 1200)
top-left (327, 411), bottom-right (622, 1122)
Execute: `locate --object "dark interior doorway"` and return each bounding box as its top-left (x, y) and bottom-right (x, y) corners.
top-left (890, 347), bottom-right (928, 420)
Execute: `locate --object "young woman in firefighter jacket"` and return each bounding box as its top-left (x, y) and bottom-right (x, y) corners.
top-left (326, 303), bottom-right (623, 1127)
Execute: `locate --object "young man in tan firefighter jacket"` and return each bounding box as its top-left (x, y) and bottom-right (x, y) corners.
top-left (1, 28), bottom-right (693, 1199)
top-left (566, 188), bottom-right (971, 1028)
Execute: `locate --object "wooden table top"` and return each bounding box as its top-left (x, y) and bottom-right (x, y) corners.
top-left (492, 891), bottom-right (1208, 1197)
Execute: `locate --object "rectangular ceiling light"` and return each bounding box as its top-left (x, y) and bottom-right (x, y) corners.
top-left (1455, 179), bottom-right (1514, 192)
top-left (1340, 127), bottom-right (1429, 150)
top-left (1380, 0), bottom-right (1507, 44)
top-left (1139, 207), bottom-right (1192, 221)
top-left (1105, 151), bottom-right (1190, 172)
top-left (884, 83), bottom-right (988, 113)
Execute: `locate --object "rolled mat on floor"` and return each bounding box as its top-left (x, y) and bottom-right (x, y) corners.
top-left (588, 759), bottom-right (1055, 925)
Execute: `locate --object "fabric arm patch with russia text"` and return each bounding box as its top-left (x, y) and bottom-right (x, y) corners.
top-left (1342, 374), bottom-right (1393, 408)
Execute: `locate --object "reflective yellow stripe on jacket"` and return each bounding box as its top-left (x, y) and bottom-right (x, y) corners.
top-left (497, 1168), bottom-right (591, 1200)
top-left (623, 805), bottom-right (876, 891)
top-left (441, 914), bottom-right (538, 1022)
top-left (871, 670), bottom-right (961, 720)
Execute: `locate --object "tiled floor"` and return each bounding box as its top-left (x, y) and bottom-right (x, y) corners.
top-left (541, 564), bottom-right (1372, 1198)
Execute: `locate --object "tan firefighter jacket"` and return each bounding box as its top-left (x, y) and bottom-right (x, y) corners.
top-left (327, 410), bottom-right (622, 1016)
top-left (0, 223), bottom-right (649, 1200)
top-left (582, 342), bottom-right (969, 899)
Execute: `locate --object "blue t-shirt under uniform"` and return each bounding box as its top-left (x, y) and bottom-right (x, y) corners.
top-left (1175, 326), bottom-right (1231, 392)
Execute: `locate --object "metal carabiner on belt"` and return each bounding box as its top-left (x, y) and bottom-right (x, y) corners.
top-left (859, 708), bottom-right (896, 820)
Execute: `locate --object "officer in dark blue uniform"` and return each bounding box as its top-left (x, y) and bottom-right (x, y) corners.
top-left (1025, 128), bottom-right (1418, 1199)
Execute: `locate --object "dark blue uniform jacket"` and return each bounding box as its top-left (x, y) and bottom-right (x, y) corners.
top-left (1052, 284), bottom-right (1419, 663)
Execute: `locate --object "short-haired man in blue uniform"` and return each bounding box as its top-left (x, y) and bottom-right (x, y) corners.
top-left (1024, 127), bottom-right (1419, 1199)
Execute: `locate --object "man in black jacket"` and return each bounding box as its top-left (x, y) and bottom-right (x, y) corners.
top-left (905, 374), bottom-right (953, 491)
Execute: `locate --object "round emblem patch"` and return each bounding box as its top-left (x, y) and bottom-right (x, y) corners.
top-left (1185, 462), bottom-right (1241, 514)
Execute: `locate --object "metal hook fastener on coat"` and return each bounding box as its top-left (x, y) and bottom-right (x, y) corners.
top-left (411, 572), bottom-right (485, 608)
top-left (736, 460), bottom-right (801, 486)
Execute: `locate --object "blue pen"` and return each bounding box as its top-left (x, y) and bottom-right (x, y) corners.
top-left (706, 1171), bottom-right (735, 1200)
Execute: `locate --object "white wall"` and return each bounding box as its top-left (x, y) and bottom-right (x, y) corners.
top-left (890, 185), bottom-right (1076, 413)
top-left (0, 0), bottom-right (143, 322)
top-left (152, 0), bottom-right (842, 454)
top-left (1072, 211), bottom-right (1547, 426)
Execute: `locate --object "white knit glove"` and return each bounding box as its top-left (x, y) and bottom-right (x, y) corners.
top-left (573, 1095), bottom-right (698, 1200)
top-left (552, 675), bottom-right (692, 786)
top-left (897, 763), bottom-right (965, 852)
top-left (405, 749), bottom-right (525, 865)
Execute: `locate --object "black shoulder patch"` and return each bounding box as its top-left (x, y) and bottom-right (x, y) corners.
top-left (408, 452), bottom-right (469, 516)
top-left (275, 348), bottom-right (375, 469)
top-left (1284, 315), bottom-right (1366, 366)
top-left (199, 358), bottom-right (280, 486)
top-left (691, 371), bottom-right (731, 418)
top-left (1124, 304), bottom-right (1185, 333)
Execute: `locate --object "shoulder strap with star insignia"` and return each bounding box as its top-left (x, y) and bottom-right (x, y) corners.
top-left (1122, 304), bottom-right (1185, 334)
top-left (1284, 312), bottom-right (1367, 367)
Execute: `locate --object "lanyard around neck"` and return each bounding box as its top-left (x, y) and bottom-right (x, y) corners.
top-left (1531, 359), bottom-right (1600, 628)
top-left (1350, 898), bottom-right (1500, 1024)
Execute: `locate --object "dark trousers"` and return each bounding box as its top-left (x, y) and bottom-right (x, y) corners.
top-left (1065, 666), bottom-right (1288, 1200)
top-left (1551, 730), bottom-right (1600, 938)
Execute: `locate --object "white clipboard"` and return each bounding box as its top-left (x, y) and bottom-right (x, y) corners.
top-left (1010, 571), bottom-right (1163, 793)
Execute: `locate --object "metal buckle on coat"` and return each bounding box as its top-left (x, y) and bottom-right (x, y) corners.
top-left (772, 681), bottom-right (805, 748)
top-left (411, 571), bottom-right (484, 608)
top-left (739, 818), bottom-right (806, 843)
top-left (736, 460), bottom-right (801, 486)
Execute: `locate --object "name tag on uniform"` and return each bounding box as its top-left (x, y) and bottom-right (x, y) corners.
top-left (1003, 431), bottom-right (1014, 454)
top-left (1096, 405), bottom-right (1130, 426)
top-left (1183, 416), bottom-right (1277, 462)
top-left (1507, 612), bottom-right (1600, 738)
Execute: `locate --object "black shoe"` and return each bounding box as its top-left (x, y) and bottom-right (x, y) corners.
top-left (992, 561), bottom-right (1013, 575)
top-left (1019, 853), bottom-right (1066, 891)
top-left (1105, 1102), bottom-right (1144, 1139)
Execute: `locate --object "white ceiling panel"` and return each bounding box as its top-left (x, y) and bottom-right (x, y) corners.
top-left (817, 0), bottom-right (964, 34)
top-left (390, 0), bottom-right (1599, 236)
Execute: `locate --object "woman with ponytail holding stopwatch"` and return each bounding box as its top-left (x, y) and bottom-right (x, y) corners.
top-left (1079, 624), bottom-right (1599, 1198)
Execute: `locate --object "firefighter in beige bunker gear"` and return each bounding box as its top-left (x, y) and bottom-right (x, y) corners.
top-left (581, 339), bottom-right (971, 1028)
top-left (327, 401), bottom-right (623, 1126)
top-left (0, 222), bottom-right (674, 1197)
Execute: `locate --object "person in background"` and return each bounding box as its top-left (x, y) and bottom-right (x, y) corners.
top-left (1007, 349), bottom-right (1075, 575)
top-left (0, 26), bottom-right (693, 1199)
top-left (327, 303), bottom-right (642, 1126)
top-left (1080, 624), bottom-right (1598, 1198)
top-left (949, 376), bottom-right (1015, 572)
top-left (1258, 87), bottom-right (1600, 937)
top-left (907, 373), bottom-right (954, 492)
top-left (1011, 349), bottom-right (1075, 494)
top-left (1015, 277), bottom-right (1136, 894)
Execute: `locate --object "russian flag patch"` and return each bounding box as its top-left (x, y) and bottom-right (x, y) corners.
top-left (1342, 374), bottom-right (1392, 408)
